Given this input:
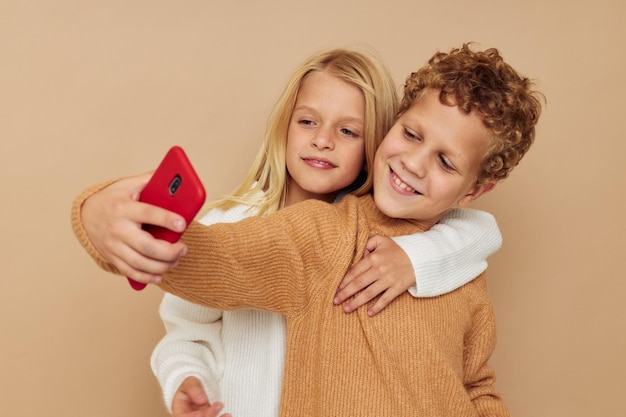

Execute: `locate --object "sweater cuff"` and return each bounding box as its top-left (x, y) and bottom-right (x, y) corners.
top-left (70, 179), bottom-right (123, 275)
top-left (162, 368), bottom-right (221, 413)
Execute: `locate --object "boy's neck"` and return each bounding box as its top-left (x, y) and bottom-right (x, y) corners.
top-left (365, 194), bottom-right (444, 232)
top-left (404, 213), bottom-right (444, 232)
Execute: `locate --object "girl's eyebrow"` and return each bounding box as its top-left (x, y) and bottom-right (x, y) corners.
top-left (293, 105), bottom-right (364, 125)
top-left (340, 116), bottom-right (365, 125)
top-left (292, 105), bottom-right (314, 113)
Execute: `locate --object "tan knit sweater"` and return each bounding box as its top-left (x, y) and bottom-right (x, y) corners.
top-left (72, 186), bottom-right (510, 417)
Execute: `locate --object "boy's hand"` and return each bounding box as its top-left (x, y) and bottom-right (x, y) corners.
top-left (171, 376), bottom-right (229, 417)
top-left (81, 172), bottom-right (188, 284)
top-left (334, 235), bottom-right (416, 317)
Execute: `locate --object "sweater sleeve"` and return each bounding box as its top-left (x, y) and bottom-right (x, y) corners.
top-left (391, 208), bottom-right (502, 297)
top-left (70, 179), bottom-right (124, 275)
top-left (150, 205), bottom-right (255, 412)
top-left (157, 199), bottom-right (357, 315)
top-left (151, 293), bottom-right (225, 412)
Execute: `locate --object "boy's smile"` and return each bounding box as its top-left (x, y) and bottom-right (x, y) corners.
top-left (373, 89), bottom-right (496, 223)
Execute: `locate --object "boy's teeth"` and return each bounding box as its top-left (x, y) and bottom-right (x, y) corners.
top-left (393, 173), bottom-right (416, 193)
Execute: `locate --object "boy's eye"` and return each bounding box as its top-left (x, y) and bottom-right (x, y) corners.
top-left (439, 154), bottom-right (456, 172)
top-left (403, 127), bottom-right (420, 141)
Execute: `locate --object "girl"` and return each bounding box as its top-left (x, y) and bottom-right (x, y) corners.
top-left (72, 48), bottom-right (501, 417)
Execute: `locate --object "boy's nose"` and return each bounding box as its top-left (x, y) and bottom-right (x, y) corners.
top-left (404, 148), bottom-right (428, 178)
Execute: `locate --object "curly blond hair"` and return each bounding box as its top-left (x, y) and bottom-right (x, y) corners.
top-left (399, 43), bottom-right (544, 183)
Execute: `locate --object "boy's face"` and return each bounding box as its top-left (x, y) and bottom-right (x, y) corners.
top-left (373, 89), bottom-right (496, 222)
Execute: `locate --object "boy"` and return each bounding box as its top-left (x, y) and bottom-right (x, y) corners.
top-left (74, 44), bottom-right (543, 416)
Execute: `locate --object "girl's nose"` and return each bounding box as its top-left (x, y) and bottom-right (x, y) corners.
top-left (311, 127), bottom-right (335, 150)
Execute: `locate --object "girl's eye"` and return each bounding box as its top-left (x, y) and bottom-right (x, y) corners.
top-left (299, 119), bottom-right (315, 126)
top-left (340, 128), bottom-right (358, 138)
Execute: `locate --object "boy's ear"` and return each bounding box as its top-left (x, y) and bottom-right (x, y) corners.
top-left (458, 180), bottom-right (497, 207)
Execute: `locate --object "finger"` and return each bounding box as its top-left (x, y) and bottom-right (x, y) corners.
top-left (202, 402), bottom-right (225, 417)
top-left (334, 263), bottom-right (375, 305)
top-left (128, 172), bottom-right (153, 199)
top-left (110, 238), bottom-right (186, 274)
top-left (337, 235), bottom-right (385, 293)
top-left (179, 377), bottom-right (210, 407)
top-left (132, 231), bottom-right (188, 263)
top-left (177, 404), bottom-right (225, 417)
top-left (131, 200), bottom-right (187, 234)
top-left (337, 258), bottom-right (371, 292)
top-left (342, 280), bottom-right (386, 313)
top-left (336, 235), bottom-right (388, 297)
top-left (173, 379), bottom-right (210, 416)
top-left (364, 235), bottom-right (384, 254)
top-left (102, 212), bottom-right (187, 264)
top-left (172, 396), bottom-right (197, 415)
top-left (107, 255), bottom-right (163, 285)
top-left (367, 286), bottom-right (405, 316)
top-left (107, 177), bottom-right (186, 236)
top-left (183, 379), bottom-right (210, 408)
top-left (173, 399), bottom-right (223, 417)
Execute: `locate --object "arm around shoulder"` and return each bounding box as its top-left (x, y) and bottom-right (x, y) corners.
top-left (392, 208), bottom-right (502, 297)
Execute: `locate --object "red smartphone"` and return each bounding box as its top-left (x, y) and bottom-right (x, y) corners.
top-left (128, 146), bottom-right (206, 290)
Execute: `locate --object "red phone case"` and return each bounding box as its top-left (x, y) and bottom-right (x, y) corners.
top-left (128, 146), bottom-right (206, 290)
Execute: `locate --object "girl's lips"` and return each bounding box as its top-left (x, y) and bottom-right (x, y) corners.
top-left (390, 169), bottom-right (421, 195)
top-left (302, 157), bottom-right (336, 169)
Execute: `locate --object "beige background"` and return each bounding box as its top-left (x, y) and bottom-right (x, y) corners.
top-left (1, 1), bottom-right (625, 416)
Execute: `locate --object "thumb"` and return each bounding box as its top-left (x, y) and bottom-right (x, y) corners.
top-left (180, 377), bottom-right (210, 407)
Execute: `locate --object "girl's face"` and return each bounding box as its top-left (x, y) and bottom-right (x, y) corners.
top-left (284, 70), bottom-right (366, 206)
top-left (373, 89), bottom-right (496, 223)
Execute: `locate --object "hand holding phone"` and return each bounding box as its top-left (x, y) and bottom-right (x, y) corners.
top-left (128, 146), bottom-right (206, 290)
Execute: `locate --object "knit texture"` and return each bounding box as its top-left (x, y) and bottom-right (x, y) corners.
top-left (71, 184), bottom-right (509, 416)
top-left (149, 196), bottom-right (502, 416)
top-left (151, 202), bottom-right (285, 417)
top-left (70, 178), bottom-right (123, 275)
top-left (156, 195), bottom-right (510, 417)
top-left (395, 207), bottom-right (502, 297)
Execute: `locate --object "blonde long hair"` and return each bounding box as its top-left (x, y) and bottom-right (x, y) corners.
top-left (207, 48), bottom-right (399, 217)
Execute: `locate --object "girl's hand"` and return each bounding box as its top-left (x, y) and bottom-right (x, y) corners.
top-left (172, 377), bottom-right (230, 417)
top-left (333, 235), bottom-right (415, 317)
top-left (81, 172), bottom-right (188, 283)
